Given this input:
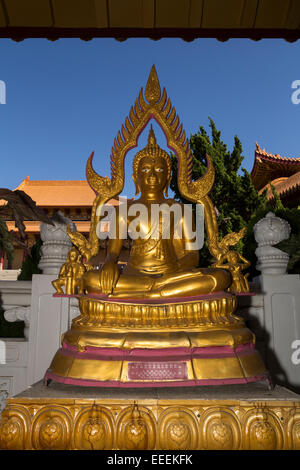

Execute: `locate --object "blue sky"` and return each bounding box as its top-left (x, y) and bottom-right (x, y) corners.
top-left (0, 37), bottom-right (300, 197)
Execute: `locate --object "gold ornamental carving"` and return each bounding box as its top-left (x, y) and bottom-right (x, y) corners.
top-left (74, 405), bottom-right (114, 450)
top-left (201, 407), bottom-right (241, 450)
top-left (0, 405), bottom-right (30, 450)
top-left (158, 408), bottom-right (199, 450)
top-left (1, 398), bottom-right (300, 450)
top-left (166, 421), bottom-right (191, 449)
top-left (209, 420), bottom-right (233, 448)
top-left (286, 412), bottom-right (300, 450)
top-left (82, 419), bottom-right (105, 450)
top-left (243, 408), bottom-right (284, 450)
top-left (32, 406), bottom-right (72, 450)
top-left (0, 416), bottom-right (24, 450)
top-left (116, 404), bottom-right (156, 450)
top-left (39, 418), bottom-right (63, 449)
top-left (75, 294), bottom-right (240, 329)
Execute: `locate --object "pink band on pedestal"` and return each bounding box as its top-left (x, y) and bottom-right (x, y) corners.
top-left (44, 370), bottom-right (268, 388)
top-left (60, 341), bottom-right (255, 361)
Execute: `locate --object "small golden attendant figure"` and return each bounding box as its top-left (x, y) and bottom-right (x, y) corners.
top-left (213, 250), bottom-right (250, 293)
top-left (46, 66), bottom-right (268, 388)
top-left (52, 247), bottom-right (85, 295)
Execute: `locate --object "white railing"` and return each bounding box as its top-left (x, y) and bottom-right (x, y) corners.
top-left (0, 280), bottom-right (32, 411)
top-left (0, 214), bottom-right (78, 406)
top-left (0, 270), bottom-right (21, 281)
top-left (0, 279), bottom-right (32, 310)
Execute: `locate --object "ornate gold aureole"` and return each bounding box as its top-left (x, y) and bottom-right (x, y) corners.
top-left (67, 65), bottom-right (244, 265)
top-left (1, 393), bottom-right (300, 450)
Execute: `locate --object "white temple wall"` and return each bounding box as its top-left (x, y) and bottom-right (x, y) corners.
top-left (238, 212), bottom-right (300, 393)
top-left (0, 275), bottom-right (79, 410)
top-left (238, 276), bottom-right (300, 392)
top-left (0, 213), bottom-right (79, 410)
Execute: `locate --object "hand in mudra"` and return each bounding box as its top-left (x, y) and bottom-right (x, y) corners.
top-left (100, 261), bottom-right (120, 294)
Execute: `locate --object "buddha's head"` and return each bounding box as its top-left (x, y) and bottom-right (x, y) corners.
top-left (227, 251), bottom-right (239, 264)
top-left (68, 247), bottom-right (80, 263)
top-left (132, 125), bottom-right (172, 197)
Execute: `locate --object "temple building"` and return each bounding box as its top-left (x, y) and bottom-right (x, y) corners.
top-left (251, 143), bottom-right (300, 208)
top-left (1, 176), bottom-right (129, 271)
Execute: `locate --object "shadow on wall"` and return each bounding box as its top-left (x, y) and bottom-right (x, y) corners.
top-left (0, 294), bottom-right (24, 338)
top-left (238, 299), bottom-right (300, 395)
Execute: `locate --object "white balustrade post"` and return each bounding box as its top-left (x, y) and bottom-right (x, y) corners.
top-left (27, 212), bottom-right (78, 387)
top-left (253, 212), bottom-right (300, 391)
top-left (38, 211), bottom-right (76, 276)
top-left (0, 213), bottom-right (81, 397)
top-left (254, 211), bottom-right (291, 275)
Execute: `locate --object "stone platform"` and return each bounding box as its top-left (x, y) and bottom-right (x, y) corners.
top-left (0, 381), bottom-right (300, 450)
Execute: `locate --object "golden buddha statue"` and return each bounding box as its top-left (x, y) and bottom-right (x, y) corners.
top-left (83, 126), bottom-right (231, 299)
top-left (45, 66), bottom-right (268, 388)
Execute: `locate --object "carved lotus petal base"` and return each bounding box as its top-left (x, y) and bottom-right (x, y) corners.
top-left (74, 292), bottom-right (241, 329)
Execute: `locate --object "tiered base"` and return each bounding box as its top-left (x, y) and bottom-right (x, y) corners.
top-left (45, 293), bottom-right (268, 387)
top-left (45, 334), bottom-right (267, 387)
top-left (1, 381), bottom-right (300, 450)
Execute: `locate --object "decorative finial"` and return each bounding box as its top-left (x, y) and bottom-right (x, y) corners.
top-left (147, 124), bottom-right (157, 147)
top-left (145, 65), bottom-right (161, 104)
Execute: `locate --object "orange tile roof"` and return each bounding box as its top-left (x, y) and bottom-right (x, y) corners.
top-left (5, 220), bottom-right (112, 234)
top-left (1, 177), bottom-right (128, 235)
top-left (251, 143), bottom-right (300, 191)
top-left (12, 176), bottom-right (122, 207)
top-left (263, 173), bottom-right (300, 201)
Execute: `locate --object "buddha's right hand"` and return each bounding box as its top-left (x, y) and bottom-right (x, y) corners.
top-left (100, 261), bottom-right (120, 294)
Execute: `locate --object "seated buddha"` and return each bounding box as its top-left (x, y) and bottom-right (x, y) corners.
top-left (83, 127), bottom-right (231, 299)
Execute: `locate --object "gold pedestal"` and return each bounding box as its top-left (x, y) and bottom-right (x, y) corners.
top-left (45, 293), bottom-right (268, 387)
top-left (1, 381), bottom-right (300, 450)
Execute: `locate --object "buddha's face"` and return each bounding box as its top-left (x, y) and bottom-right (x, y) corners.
top-left (136, 156), bottom-right (168, 194)
top-left (69, 249), bottom-right (78, 262)
top-left (228, 251), bottom-right (239, 264)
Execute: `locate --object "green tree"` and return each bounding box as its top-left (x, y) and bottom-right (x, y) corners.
top-left (18, 238), bottom-right (42, 280)
top-left (170, 118), bottom-right (268, 269)
top-left (0, 187), bottom-right (53, 270)
top-left (0, 217), bottom-right (14, 265)
top-left (0, 188), bottom-right (52, 337)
